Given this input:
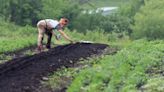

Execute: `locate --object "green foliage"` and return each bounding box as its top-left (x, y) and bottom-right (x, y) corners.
top-left (0, 37), bottom-right (36, 54)
top-left (40, 0), bottom-right (70, 19)
top-left (78, 0), bottom-right (130, 9)
top-left (0, 20), bottom-right (37, 54)
top-left (141, 77), bottom-right (164, 92)
top-left (68, 0), bottom-right (132, 33)
top-left (71, 0), bottom-right (144, 35)
top-left (0, 0), bottom-right (142, 35)
top-left (0, 0), bottom-right (80, 26)
top-left (44, 67), bottom-right (78, 91)
top-left (71, 13), bottom-right (105, 32)
top-left (67, 39), bottom-right (164, 92)
top-left (131, 0), bottom-right (164, 40)
top-left (62, 4), bottom-right (82, 29)
top-left (65, 28), bottom-right (119, 43)
top-left (0, 0), bottom-right (42, 25)
top-left (115, 0), bottom-right (144, 35)
top-left (71, 13), bottom-right (131, 34)
top-left (119, 0), bottom-right (144, 18)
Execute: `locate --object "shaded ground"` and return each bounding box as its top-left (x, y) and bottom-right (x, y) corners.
top-left (0, 43), bottom-right (116, 92)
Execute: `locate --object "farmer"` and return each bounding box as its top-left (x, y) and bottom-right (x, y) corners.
top-left (36, 18), bottom-right (73, 52)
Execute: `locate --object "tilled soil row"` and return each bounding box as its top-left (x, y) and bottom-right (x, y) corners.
top-left (0, 43), bottom-right (112, 92)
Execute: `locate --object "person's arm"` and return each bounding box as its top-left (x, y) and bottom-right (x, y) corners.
top-left (58, 29), bottom-right (73, 42)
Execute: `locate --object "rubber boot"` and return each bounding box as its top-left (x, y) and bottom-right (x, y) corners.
top-left (46, 32), bottom-right (52, 49)
top-left (46, 45), bottom-right (51, 49)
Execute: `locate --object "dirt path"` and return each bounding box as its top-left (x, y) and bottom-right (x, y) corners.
top-left (0, 43), bottom-right (115, 92)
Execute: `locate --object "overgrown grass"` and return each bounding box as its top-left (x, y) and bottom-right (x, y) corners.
top-left (44, 57), bottom-right (105, 91)
top-left (65, 29), bottom-right (110, 43)
top-left (1, 19), bottom-right (163, 92)
top-left (67, 39), bottom-right (164, 92)
top-left (0, 20), bottom-right (38, 63)
top-left (0, 21), bottom-right (37, 54)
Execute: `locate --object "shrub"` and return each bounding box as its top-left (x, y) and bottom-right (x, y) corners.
top-left (116, 0), bottom-right (144, 35)
top-left (131, 0), bottom-right (164, 40)
top-left (71, 12), bottom-right (132, 35)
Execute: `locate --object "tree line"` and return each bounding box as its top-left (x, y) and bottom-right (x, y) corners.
top-left (0, 0), bottom-right (163, 40)
top-left (0, 0), bottom-right (81, 26)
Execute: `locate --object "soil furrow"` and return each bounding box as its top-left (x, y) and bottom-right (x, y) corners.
top-left (0, 43), bottom-right (113, 92)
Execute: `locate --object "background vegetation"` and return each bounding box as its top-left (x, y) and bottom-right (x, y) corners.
top-left (0, 0), bottom-right (163, 91)
top-left (68, 39), bottom-right (164, 92)
top-left (131, 0), bottom-right (164, 39)
top-left (0, 19), bottom-right (37, 54)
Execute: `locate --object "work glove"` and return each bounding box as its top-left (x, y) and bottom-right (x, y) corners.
top-left (55, 34), bottom-right (61, 40)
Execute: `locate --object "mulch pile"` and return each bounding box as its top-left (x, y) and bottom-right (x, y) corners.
top-left (0, 43), bottom-right (115, 92)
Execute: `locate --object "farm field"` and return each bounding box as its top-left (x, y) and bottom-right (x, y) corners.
top-left (0, 0), bottom-right (163, 92)
top-left (0, 21), bottom-right (163, 92)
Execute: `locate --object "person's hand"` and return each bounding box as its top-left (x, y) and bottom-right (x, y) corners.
top-left (55, 34), bottom-right (61, 40)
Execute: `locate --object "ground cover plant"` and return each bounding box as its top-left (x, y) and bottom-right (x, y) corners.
top-left (68, 39), bottom-right (164, 92)
top-left (0, 21), bottom-right (37, 54)
top-left (0, 0), bottom-right (163, 92)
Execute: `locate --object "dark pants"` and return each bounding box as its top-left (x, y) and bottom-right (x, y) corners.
top-left (45, 28), bottom-right (52, 49)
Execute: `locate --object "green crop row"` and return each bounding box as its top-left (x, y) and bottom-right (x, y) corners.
top-left (67, 39), bottom-right (164, 92)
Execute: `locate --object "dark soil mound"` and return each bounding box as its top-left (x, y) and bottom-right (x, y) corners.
top-left (0, 43), bottom-right (114, 92)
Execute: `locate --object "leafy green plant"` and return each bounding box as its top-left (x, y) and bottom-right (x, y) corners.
top-left (131, 0), bottom-right (164, 39)
top-left (67, 39), bottom-right (164, 92)
top-left (0, 21), bottom-right (37, 54)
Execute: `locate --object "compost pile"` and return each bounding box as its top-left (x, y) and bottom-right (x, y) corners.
top-left (0, 43), bottom-right (114, 92)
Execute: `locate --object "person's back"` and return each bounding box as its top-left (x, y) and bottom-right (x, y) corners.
top-left (45, 19), bottom-right (59, 29)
